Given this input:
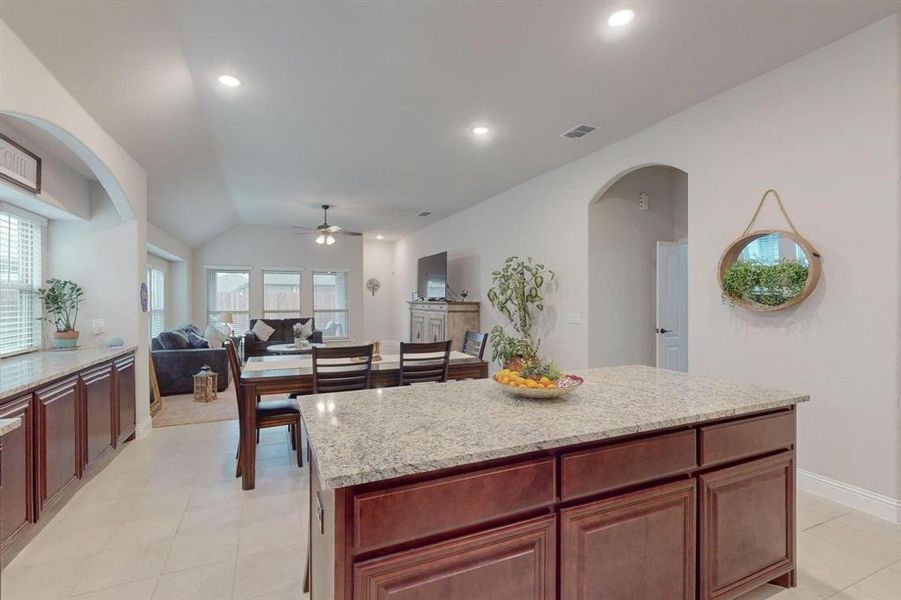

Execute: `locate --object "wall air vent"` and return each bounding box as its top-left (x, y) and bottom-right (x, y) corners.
top-left (561, 124), bottom-right (597, 139)
top-left (418, 211), bottom-right (432, 217)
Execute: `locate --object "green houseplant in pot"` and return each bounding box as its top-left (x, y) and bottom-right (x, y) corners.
top-left (486, 256), bottom-right (555, 369)
top-left (37, 278), bottom-right (85, 349)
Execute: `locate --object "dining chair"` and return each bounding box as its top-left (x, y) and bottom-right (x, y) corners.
top-left (399, 341), bottom-right (452, 385)
top-left (461, 331), bottom-right (488, 359)
top-left (311, 344), bottom-right (374, 393)
top-left (224, 339), bottom-right (303, 476)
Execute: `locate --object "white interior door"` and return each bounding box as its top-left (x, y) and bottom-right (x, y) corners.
top-left (656, 241), bottom-right (688, 372)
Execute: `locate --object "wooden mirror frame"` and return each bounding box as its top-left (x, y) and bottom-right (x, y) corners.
top-left (718, 229), bottom-right (821, 312)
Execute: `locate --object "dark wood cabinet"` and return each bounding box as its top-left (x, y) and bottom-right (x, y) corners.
top-left (115, 355), bottom-right (136, 444)
top-left (35, 377), bottom-right (80, 512)
top-left (0, 395), bottom-right (34, 554)
top-left (560, 479), bottom-right (696, 600)
top-left (699, 451), bottom-right (795, 600)
top-left (80, 363), bottom-right (114, 471)
top-left (353, 515), bottom-right (555, 600)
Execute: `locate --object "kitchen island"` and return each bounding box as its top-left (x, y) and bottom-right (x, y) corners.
top-left (299, 365), bottom-right (808, 600)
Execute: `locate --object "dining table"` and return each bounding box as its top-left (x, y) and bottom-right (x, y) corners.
top-left (238, 343), bottom-right (488, 490)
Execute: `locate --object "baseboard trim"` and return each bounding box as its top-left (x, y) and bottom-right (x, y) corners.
top-left (136, 418), bottom-right (153, 440)
top-left (797, 468), bottom-right (901, 524)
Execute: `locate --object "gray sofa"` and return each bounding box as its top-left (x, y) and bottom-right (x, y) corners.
top-left (243, 317), bottom-right (322, 358)
top-left (150, 324), bottom-right (229, 396)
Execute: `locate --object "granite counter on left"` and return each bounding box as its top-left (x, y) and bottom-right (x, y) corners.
top-left (0, 417), bottom-right (22, 436)
top-left (0, 346), bottom-right (138, 402)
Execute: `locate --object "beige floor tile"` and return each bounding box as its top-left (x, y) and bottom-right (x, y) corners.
top-left (841, 560), bottom-right (901, 600)
top-left (69, 577), bottom-right (158, 600)
top-left (105, 512), bottom-right (183, 549)
top-left (242, 491), bottom-right (304, 526)
top-left (129, 486), bottom-right (194, 518)
top-left (246, 583), bottom-right (307, 600)
top-left (238, 514), bottom-right (306, 557)
top-left (12, 524), bottom-right (115, 567)
top-left (796, 490), bottom-right (853, 530)
top-left (177, 503), bottom-right (243, 535)
top-left (71, 538), bottom-right (171, 595)
top-left (232, 544), bottom-right (305, 600)
top-left (152, 560), bottom-right (235, 600)
top-left (43, 496), bottom-right (136, 534)
top-left (806, 511), bottom-right (901, 568)
top-left (188, 480), bottom-right (245, 510)
top-left (164, 527), bottom-right (240, 573)
top-left (791, 530), bottom-right (893, 597)
top-left (0, 555), bottom-right (91, 600)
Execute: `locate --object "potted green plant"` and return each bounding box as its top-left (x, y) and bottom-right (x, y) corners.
top-left (37, 278), bottom-right (85, 349)
top-left (486, 256), bottom-right (555, 368)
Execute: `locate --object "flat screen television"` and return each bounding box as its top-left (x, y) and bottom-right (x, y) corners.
top-left (417, 251), bottom-right (447, 300)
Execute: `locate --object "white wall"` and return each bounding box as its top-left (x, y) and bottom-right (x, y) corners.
top-left (191, 225), bottom-right (363, 338)
top-left (362, 239), bottom-right (395, 342)
top-left (394, 18), bottom-right (901, 505)
top-left (148, 222), bottom-right (193, 327)
top-left (589, 166), bottom-right (686, 368)
top-left (1, 19), bottom-right (151, 436)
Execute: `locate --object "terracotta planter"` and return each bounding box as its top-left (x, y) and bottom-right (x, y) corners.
top-left (52, 330), bottom-right (79, 349)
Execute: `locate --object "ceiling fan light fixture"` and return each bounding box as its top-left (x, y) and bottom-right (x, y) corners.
top-left (315, 234), bottom-right (326, 245)
top-left (325, 235), bottom-right (336, 245)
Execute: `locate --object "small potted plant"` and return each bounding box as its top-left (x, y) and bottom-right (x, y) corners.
top-left (37, 278), bottom-right (85, 350)
top-left (292, 322), bottom-right (310, 349)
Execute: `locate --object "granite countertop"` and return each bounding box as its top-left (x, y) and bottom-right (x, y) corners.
top-left (0, 346), bottom-right (138, 401)
top-left (298, 365), bottom-right (809, 489)
top-left (0, 417), bottom-right (22, 436)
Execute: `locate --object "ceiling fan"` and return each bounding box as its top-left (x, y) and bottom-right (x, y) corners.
top-left (293, 204), bottom-right (362, 245)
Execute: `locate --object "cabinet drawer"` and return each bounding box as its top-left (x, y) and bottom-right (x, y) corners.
top-left (353, 457), bottom-right (555, 555)
top-left (561, 430), bottom-right (696, 501)
top-left (354, 514), bottom-right (555, 600)
top-left (699, 410), bottom-right (794, 468)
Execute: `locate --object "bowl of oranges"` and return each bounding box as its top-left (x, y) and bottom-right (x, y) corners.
top-left (493, 360), bottom-right (583, 399)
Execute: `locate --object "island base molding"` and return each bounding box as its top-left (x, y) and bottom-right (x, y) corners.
top-left (308, 406), bottom-right (798, 600)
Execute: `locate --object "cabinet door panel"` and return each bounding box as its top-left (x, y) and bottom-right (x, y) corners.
top-left (115, 355), bottom-right (136, 444)
top-left (561, 479), bottom-right (696, 600)
top-left (427, 315), bottom-right (445, 343)
top-left (354, 515), bottom-right (555, 600)
top-left (81, 363), bottom-right (114, 470)
top-left (0, 395), bottom-right (34, 552)
top-left (36, 377), bottom-right (80, 510)
top-left (699, 452), bottom-right (794, 599)
top-left (410, 313), bottom-right (425, 343)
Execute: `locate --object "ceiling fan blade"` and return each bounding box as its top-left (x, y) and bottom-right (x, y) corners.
top-left (325, 225), bottom-right (342, 233)
top-left (339, 230), bottom-right (363, 237)
top-left (293, 226), bottom-right (315, 232)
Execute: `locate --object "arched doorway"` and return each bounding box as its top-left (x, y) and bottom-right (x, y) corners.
top-left (588, 165), bottom-right (688, 370)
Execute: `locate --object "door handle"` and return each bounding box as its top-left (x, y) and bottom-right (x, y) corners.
top-left (656, 328), bottom-right (671, 334)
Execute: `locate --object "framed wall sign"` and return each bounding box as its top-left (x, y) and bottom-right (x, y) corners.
top-left (0, 133), bottom-right (41, 194)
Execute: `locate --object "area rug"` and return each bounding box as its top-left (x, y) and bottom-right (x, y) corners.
top-left (152, 383), bottom-right (239, 427)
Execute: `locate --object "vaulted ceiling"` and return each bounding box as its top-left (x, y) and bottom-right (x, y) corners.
top-left (2, 1), bottom-right (897, 246)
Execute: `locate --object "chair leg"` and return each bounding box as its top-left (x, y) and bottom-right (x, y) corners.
top-left (235, 441), bottom-right (243, 478)
top-left (289, 423), bottom-right (297, 450)
top-left (294, 421), bottom-right (304, 468)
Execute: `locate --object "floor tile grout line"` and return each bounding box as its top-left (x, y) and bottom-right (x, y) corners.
top-left (801, 509), bottom-right (855, 532)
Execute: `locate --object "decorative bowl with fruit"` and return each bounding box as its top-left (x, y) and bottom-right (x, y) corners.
top-left (493, 359), bottom-right (583, 399)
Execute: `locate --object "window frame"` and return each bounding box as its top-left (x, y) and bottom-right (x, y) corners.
top-left (312, 269), bottom-right (350, 340)
top-left (262, 269), bottom-right (303, 320)
top-left (206, 266), bottom-right (251, 335)
top-left (0, 206), bottom-right (44, 358)
top-left (146, 265), bottom-right (166, 341)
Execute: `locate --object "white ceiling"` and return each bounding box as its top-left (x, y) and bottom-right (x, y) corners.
top-left (2, 1), bottom-right (897, 246)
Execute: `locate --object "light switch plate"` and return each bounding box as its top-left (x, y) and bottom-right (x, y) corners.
top-left (91, 319), bottom-right (105, 335)
top-left (567, 312), bottom-right (582, 324)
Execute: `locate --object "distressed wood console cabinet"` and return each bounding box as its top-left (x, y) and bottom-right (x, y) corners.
top-left (0, 350), bottom-right (136, 566)
top-left (309, 406), bottom-right (797, 600)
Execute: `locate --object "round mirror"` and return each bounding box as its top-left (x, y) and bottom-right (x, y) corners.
top-left (718, 230), bottom-right (821, 311)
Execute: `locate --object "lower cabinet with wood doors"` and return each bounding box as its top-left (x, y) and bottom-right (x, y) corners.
top-left (0, 349), bottom-right (136, 566)
top-left (310, 407), bottom-right (798, 600)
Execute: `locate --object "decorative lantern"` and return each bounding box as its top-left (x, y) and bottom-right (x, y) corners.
top-left (193, 365), bottom-right (218, 402)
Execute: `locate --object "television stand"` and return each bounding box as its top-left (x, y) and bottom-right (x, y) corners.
top-left (408, 300), bottom-right (480, 349)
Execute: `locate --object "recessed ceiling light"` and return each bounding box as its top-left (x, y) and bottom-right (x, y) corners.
top-left (218, 74), bottom-right (241, 87)
top-left (376, 234), bottom-right (384, 240)
top-left (607, 9), bottom-right (635, 27)
top-left (472, 126), bottom-right (490, 136)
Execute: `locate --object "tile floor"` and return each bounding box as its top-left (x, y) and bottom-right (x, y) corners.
top-left (2, 419), bottom-right (899, 599)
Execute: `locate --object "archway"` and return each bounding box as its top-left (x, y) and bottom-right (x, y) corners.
top-left (588, 164), bottom-right (688, 370)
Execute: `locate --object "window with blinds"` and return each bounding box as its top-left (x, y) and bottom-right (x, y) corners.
top-left (313, 270), bottom-right (349, 338)
top-left (147, 267), bottom-right (165, 340)
top-left (0, 209), bottom-right (43, 357)
top-left (207, 268), bottom-right (250, 334)
top-left (263, 270), bottom-right (301, 319)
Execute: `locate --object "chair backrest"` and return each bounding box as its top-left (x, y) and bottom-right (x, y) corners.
top-left (223, 339), bottom-right (245, 426)
top-left (312, 344), bottom-right (374, 393)
top-left (461, 331), bottom-right (488, 359)
top-left (399, 341), bottom-right (451, 386)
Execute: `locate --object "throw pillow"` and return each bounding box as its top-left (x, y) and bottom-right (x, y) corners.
top-left (204, 324), bottom-right (227, 349)
top-left (299, 320), bottom-right (313, 339)
top-left (252, 319), bottom-right (276, 342)
top-left (158, 330), bottom-right (190, 350)
top-left (187, 332), bottom-right (210, 349)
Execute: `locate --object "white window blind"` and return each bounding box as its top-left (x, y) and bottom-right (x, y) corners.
top-left (263, 270), bottom-right (301, 319)
top-left (147, 267), bottom-right (165, 340)
top-left (0, 210), bottom-right (43, 357)
top-left (207, 268), bottom-right (250, 334)
top-left (313, 271), bottom-right (348, 338)
top-left (740, 233), bottom-right (780, 264)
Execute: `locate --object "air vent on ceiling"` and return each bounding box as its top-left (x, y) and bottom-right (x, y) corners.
top-left (418, 211), bottom-right (432, 217)
top-left (561, 124), bottom-right (597, 139)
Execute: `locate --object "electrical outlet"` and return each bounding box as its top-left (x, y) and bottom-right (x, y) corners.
top-left (567, 312), bottom-right (582, 324)
top-left (91, 319), bottom-right (105, 335)
top-left (638, 192), bottom-right (649, 211)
